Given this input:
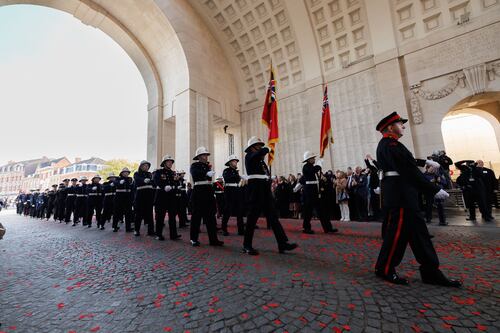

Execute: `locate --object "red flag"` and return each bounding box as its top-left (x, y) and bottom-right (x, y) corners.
top-left (319, 85), bottom-right (334, 158)
top-left (261, 66), bottom-right (279, 165)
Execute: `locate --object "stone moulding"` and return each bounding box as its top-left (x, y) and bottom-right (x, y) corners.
top-left (409, 72), bottom-right (465, 124)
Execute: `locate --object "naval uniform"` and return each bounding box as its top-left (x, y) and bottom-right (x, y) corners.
top-left (101, 181), bottom-right (115, 224)
top-left (46, 189), bottom-right (57, 220)
top-left (113, 176), bottom-right (134, 231)
top-left (87, 182), bottom-right (103, 227)
top-left (153, 167), bottom-right (180, 239)
top-left (221, 167), bottom-right (245, 235)
top-left (175, 176), bottom-right (189, 228)
top-left (74, 184), bottom-right (89, 224)
top-left (64, 185), bottom-right (76, 223)
top-left (133, 170), bottom-right (155, 235)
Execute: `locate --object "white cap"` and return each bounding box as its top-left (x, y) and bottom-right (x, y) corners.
top-left (160, 154), bottom-right (175, 166)
top-left (245, 136), bottom-right (265, 152)
top-left (303, 151), bottom-right (317, 163)
top-left (225, 154), bottom-right (239, 166)
top-left (79, 176), bottom-right (88, 182)
top-left (120, 167), bottom-right (131, 176)
top-left (139, 160), bottom-right (151, 168)
top-left (193, 146), bottom-right (210, 160)
top-left (91, 174), bottom-right (102, 181)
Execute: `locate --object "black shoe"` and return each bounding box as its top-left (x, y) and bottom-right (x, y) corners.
top-left (420, 268), bottom-right (462, 288)
top-left (191, 240), bottom-right (200, 247)
top-left (87, 224), bottom-right (92, 228)
top-left (326, 228), bottom-right (338, 234)
top-left (113, 228), bottom-right (119, 232)
top-left (209, 240), bottom-right (224, 246)
top-left (72, 223), bottom-right (76, 227)
top-left (134, 231), bottom-right (140, 237)
top-left (170, 235), bottom-right (182, 240)
top-left (466, 217), bottom-right (476, 221)
top-left (278, 242), bottom-right (298, 253)
top-left (100, 226), bottom-right (105, 230)
top-left (375, 270), bottom-right (409, 285)
top-left (302, 229), bottom-right (315, 234)
top-left (156, 235), bottom-right (165, 241)
top-left (222, 231), bottom-right (229, 236)
top-left (241, 247), bottom-right (259, 255)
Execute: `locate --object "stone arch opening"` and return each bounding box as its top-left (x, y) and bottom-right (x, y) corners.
top-left (442, 92), bottom-right (500, 176)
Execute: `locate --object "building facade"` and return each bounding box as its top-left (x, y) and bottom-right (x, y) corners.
top-left (1, 0), bottom-right (499, 176)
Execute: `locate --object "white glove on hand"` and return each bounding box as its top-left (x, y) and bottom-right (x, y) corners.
top-left (110, 183), bottom-right (114, 187)
top-left (426, 159), bottom-right (441, 169)
top-left (120, 180), bottom-right (125, 184)
top-left (92, 186), bottom-right (97, 191)
top-left (206, 171), bottom-right (216, 177)
top-left (241, 175), bottom-right (249, 180)
top-left (434, 189), bottom-right (449, 200)
top-left (293, 183), bottom-right (303, 193)
top-left (164, 185), bottom-right (172, 192)
top-left (144, 178), bottom-right (150, 183)
top-left (374, 187), bottom-right (381, 195)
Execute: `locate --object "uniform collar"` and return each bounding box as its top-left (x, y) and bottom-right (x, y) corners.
top-left (383, 132), bottom-right (400, 140)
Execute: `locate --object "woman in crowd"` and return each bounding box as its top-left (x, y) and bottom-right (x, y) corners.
top-left (288, 174), bottom-right (301, 219)
top-left (335, 171), bottom-right (350, 222)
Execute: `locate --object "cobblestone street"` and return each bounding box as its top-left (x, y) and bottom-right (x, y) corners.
top-left (0, 210), bottom-right (498, 333)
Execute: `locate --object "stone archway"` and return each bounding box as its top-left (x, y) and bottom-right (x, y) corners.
top-left (442, 92), bottom-right (500, 175)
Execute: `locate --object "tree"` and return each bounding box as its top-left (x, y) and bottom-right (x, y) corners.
top-left (100, 159), bottom-right (139, 178)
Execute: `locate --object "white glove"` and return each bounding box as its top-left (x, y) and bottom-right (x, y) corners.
top-left (110, 183), bottom-right (114, 187)
top-left (293, 183), bottom-right (303, 193)
top-left (92, 186), bottom-right (97, 191)
top-left (241, 175), bottom-right (249, 180)
top-left (120, 180), bottom-right (125, 184)
top-left (426, 160), bottom-right (440, 169)
top-left (144, 178), bottom-right (150, 183)
top-left (434, 189), bottom-right (449, 200)
top-left (374, 187), bottom-right (381, 195)
top-left (164, 185), bottom-right (172, 192)
top-left (206, 171), bottom-right (216, 177)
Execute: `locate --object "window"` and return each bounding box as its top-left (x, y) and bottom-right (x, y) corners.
top-left (228, 133), bottom-right (235, 155)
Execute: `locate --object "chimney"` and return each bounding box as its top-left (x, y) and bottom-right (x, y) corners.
top-left (75, 157), bottom-right (81, 163)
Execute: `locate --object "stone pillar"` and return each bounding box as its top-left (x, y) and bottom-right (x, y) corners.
top-left (147, 104), bottom-right (163, 168)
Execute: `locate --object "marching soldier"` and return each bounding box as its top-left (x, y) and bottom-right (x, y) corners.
top-left (476, 160), bottom-right (497, 218)
top-left (153, 155), bottom-right (182, 241)
top-left (30, 190), bottom-right (39, 217)
top-left (374, 112), bottom-right (461, 287)
top-left (213, 176), bottom-right (225, 220)
top-left (112, 167), bottom-right (134, 232)
top-left (101, 173), bottom-right (116, 226)
top-left (189, 147), bottom-right (224, 247)
top-left (455, 160), bottom-right (491, 222)
top-left (221, 155), bottom-right (245, 236)
top-left (242, 137), bottom-right (297, 255)
top-left (73, 176), bottom-right (89, 226)
top-left (301, 151), bottom-right (337, 234)
top-left (175, 170), bottom-right (189, 228)
top-left (87, 175), bottom-right (104, 229)
top-left (133, 161), bottom-right (155, 237)
top-left (46, 184), bottom-right (58, 220)
top-left (64, 178), bottom-right (78, 223)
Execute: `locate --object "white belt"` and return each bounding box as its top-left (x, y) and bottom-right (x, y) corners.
top-left (194, 181), bottom-right (211, 186)
top-left (384, 171), bottom-right (400, 177)
top-left (136, 185), bottom-right (153, 190)
top-left (105, 193), bottom-right (115, 196)
top-left (215, 191), bottom-right (223, 194)
top-left (67, 194), bottom-right (75, 197)
top-left (225, 183), bottom-right (238, 187)
top-left (247, 174), bottom-right (269, 180)
top-left (76, 194), bottom-right (87, 197)
top-left (89, 193), bottom-right (101, 196)
top-left (116, 189), bottom-right (131, 193)
top-left (305, 181), bottom-right (319, 185)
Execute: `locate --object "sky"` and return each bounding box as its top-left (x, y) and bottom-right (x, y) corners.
top-left (0, 5), bottom-right (148, 166)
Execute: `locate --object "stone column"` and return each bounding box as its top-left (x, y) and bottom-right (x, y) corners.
top-left (147, 104), bottom-right (163, 168)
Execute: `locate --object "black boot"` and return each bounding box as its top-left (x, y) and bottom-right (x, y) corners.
top-left (241, 247), bottom-right (259, 255)
top-left (420, 267), bottom-right (462, 287)
top-left (278, 242), bottom-right (298, 253)
top-left (375, 269), bottom-right (409, 285)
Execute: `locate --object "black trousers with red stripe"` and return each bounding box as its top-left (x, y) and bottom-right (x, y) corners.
top-left (375, 207), bottom-right (439, 276)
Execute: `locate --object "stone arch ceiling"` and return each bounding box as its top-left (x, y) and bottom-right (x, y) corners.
top-left (186, 0), bottom-right (374, 107)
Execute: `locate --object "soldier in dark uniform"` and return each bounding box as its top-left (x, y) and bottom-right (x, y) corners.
top-left (133, 160), bottom-right (155, 237)
top-left (23, 192), bottom-right (32, 216)
top-left (213, 177), bottom-right (225, 220)
top-left (101, 173), bottom-right (116, 226)
top-left (37, 190), bottom-right (48, 218)
top-left (30, 190), bottom-right (39, 217)
top-left (374, 112), bottom-right (461, 287)
top-left (153, 155), bottom-right (182, 241)
top-left (455, 160), bottom-right (491, 222)
top-left (476, 160), bottom-right (497, 217)
top-left (300, 151), bottom-right (336, 234)
top-left (54, 180), bottom-right (68, 222)
top-left (73, 176), bottom-right (89, 226)
top-left (189, 147), bottom-right (224, 247)
top-left (221, 155), bottom-right (245, 236)
top-left (87, 175), bottom-right (104, 229)
top-left (175, 170), bottom-right (189, 228)
top-left (112, 168), bottom-right (134, 232)
top-left (64, 178), bottom-right (77, 223)
top-left (242, 137), bottom-right (298, 255)
top-left (16, 191), bottom-right (24, 215)
top-left (46, 184), bottom-right (58, 220)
